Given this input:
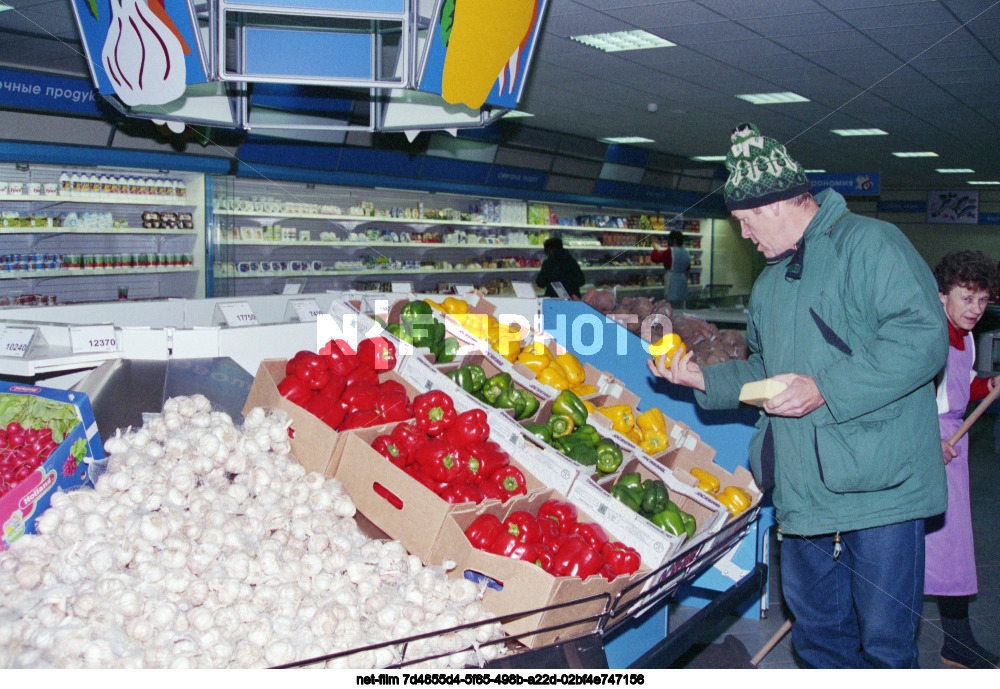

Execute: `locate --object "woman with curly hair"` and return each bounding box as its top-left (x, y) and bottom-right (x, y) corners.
top-left (927, 250), bottom-right (1000, 669)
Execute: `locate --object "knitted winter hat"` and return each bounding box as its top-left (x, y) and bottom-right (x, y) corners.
top-left (724, 123), bottom-right (810, 210)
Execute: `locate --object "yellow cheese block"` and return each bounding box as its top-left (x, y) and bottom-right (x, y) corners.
top-left (739, 378), bottom-right (788, 406)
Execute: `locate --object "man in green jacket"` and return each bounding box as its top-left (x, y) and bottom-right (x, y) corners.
top-left (648, 123), bottom-right (947, 668)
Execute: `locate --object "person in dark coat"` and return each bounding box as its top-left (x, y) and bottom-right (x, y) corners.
top-left (535, 237), bottom-right (585, 299)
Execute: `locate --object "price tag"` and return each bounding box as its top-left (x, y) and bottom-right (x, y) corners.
top-left (215, 302), bottom-right (259, 327)
top-left (286, 298), bottom-right (323, 322)
top-left (282, 280), bottom-right (305, 295)
top-left (452, 284), bottom-right (475, 295)
top-left (390, 281), bottom-right (413, 293)
top-left (69, 324), bottom-right (119, 353)
top-left (551, 282), bottom-right (570, 299)
top-left (511, 281), bottom-right (537, 298)
top-left (0, 326), bottom-right (36, 358)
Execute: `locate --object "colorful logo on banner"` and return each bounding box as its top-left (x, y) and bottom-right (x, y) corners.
top-left (73, 0), bottom-right (205, 105)
top-left (808, 172), bottom-right (880, 196)
top-left (419, 0), bottom-right (548, 110)
top-left (927, 190), bottom-right (979, 224)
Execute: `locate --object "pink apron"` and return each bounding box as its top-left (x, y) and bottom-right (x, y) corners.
top-left (924, 335), bottom-right (977, 595)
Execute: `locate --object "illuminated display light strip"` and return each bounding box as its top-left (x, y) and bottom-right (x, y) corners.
top-left (571, 30), bottom-right (675, 53)
top-left (831, 128), bottom-right (888, 136)
top-left (736, 91), bottom-right (809, 104)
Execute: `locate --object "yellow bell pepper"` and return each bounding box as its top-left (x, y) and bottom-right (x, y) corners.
top-left (553, 353), bottom-right (585, 386)
top-left (518, 350), bottom-right (550, 374)
top-left (424, 298), bottom-right (447, 312)
top-left (457, 313), bottom-right (489, 338)
top-left (598, 405), bottom-right (634, 434)
top-left (570, 383), bottom-right (597, 397)
top-left (582, 399), bottom-right (596, 414)
top-left (636, 407), bottom-right (667, 434)
top-left (524, 341), bottom-right (555, 360)
top-left (689, 467), bottom-right (720, 495)
top-left (648, 333), bottom-right (686, 363)
top-left (627, 426), bottom-right (645, 444)
top-left (717, 486), bottom-right (753, 515)
top-left (536, 366), bottom-right (570, 390)
top-left (640, 429), bottom-right (669, 455)
top-left (442, 297), bottom-right (469, 315)
top-left (494, 339), bottom-right (520, 363)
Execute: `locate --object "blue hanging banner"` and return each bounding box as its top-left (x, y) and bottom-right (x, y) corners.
top-left (0, 68), bottom-right (102, 116)
top-left (809, 172), bottom-right (880, 196)
top-left (978, 213), bottom-right (1000, 225)
top-left (877, 200), bottom-right (926, 213)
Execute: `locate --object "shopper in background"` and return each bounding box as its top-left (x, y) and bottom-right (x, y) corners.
top-left (647, 122), bottom-right (948, 668)
top-left (535, 237), bottom-right (585, 299)
top-left (927, 250), bottom-right (1000, 669)
top-left (650, 230), bottom-right (690, 304)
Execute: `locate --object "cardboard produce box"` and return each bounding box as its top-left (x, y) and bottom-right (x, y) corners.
top-left (241, 359), bottom-right (420, 478)
top-left (426, 491), bottom-right (649, 649)
top-left (0, 382), bottom-right (105, 549)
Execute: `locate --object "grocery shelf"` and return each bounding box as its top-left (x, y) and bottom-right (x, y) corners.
top-left (0, 193), bottom-right (192, 206)
top-left (2, 227), bottom-right (196, 236)
top-left (214, 265), bottom-right (660, 279)
top-left (214, 239), bottom-right (650, 251)
top-left (0, 266), bottom-right (196, 280)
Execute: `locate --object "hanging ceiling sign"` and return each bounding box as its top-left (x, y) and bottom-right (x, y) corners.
top-left (807, 172), bottom-right (880, 196)
top-left (417, 0), bottom-right (549, 110)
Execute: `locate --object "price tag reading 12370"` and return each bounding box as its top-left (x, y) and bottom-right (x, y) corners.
top-left (69, 325), bottom-right (119, 354)
top-left (0, 327), bottom-right (36, 358)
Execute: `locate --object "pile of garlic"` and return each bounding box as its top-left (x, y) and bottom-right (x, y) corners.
top-left (0, 395), bottom-right (506, 669)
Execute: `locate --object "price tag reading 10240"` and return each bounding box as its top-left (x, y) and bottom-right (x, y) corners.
top-left (0, 327), bottom-right (35, 358)
top-left (69, 325), bottom-right (119, 353)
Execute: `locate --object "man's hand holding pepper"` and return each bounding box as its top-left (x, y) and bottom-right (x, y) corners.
top-left (646, 348), bottom-right (705, 392)
top-left (764, 373), bottom-right (825, 417)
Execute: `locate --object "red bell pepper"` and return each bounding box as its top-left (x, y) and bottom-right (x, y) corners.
top-left (489, 533), bottom-right (540, 564)
top-left (503, 511), bottom-right (542, 545)
top-left (339, 409), bottom-right (383, 430)
top-left (537, 499), bottom-right (578, 536)
top-left (375, 391), bottom-right (413, 423)
top-left (317, 375), bottom-right (347, 403)
top-left (390, 422), bottom-right (427, 456)
top-left (601, 541), bottom-right (641, 576)
top-left (341, 382), bottom-right (379, 414)
top-left (572, 521), bottom-right (610, 552)
top-left (410, 468), bottom-right (451, 495)
top-left (372, 435), bottom-right (409, 468)
top-left (345, 366), bottom-right (379, 388)
top-left (440, 482), bottom-right (484, 504)
top-left (413, 439), bottom-right (463, 483)
top-left (536, 544), bottom-right (557, 573)
top-left (598, 565), bottom-right (618, 582)
top-left (276, 375), bottom-right (312, 407)
top-left (321, 339), bottom-right (359, 376)
top-left (459, 442), bottom-right (509, 483)
top-left (440, 409), bottom-right (490, 447)
top-left (286, 351), bottom-right (330, 390)
top-left (379, 379), bottom-right (408, 397)
top-left (304, 394), bottom-right (346, 429)
top-left (484, 465), bottom-right (527, 501)
top-left (464, 514), bottom-right (505, 550)
top-left (412, 391), bottom-right (457, 436)
top-left (357, 337), bottom-right (397, 372)
top-left (552, 536), bottom-right (604, 579)
top-left (538, 515), bottom-right (562, 546)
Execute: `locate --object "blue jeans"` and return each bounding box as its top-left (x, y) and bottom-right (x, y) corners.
top-left (780, 520), bottom-right (925, 668)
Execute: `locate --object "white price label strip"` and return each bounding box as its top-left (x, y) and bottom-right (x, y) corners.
top-left (217, 302), bottom-right (259, 327)
top-left (0, 327), bottom-right (35, 358)
top-left (69, 324), bottom-right (118, 353)
top-left (511, 281), bottom-right (537, 298)
top-left (289, 298), bottom-right (323, 322)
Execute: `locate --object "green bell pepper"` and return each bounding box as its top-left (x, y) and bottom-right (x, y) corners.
top-left (519, 390), bottom-right (539, 420)
top-left (400, 300), bottom-right (432, 323)
top-left (595, 439), bottom-right (623, 475)
top-left (495, 386), bottom-right (527, 418)
top-left (678, 510), bottom-right (696, 540)
top-left (522, 422), bottom-right (552, 444)
top-left (567, 424), bottom-right (601, 448)
top-left (401, 301), bottom-right (436, 347)
top-left (431, 321), bottom-right (445, 345)
top-left (641, 479), bottom-right (670, 515)
top-left (385, 322), bottom-right (410, 343)
top-left (431, 337), bottom-right (460, 363)
top-left (546, 413), bottom-right (574, 438)
top-left (650, 507), bottom-right (686, 537)
top-left (480, 373), bottom-right (512, 405)
top-left (551, 389), bottom-right (588, 427)
top-left (447, 364), bottom-right (485, 393)
top-left (617, 472), bottom-right (642, 492)
top-left (611, 482), bottom-right (643, 512)
top-left (556, 440), bottom-right (597, 467)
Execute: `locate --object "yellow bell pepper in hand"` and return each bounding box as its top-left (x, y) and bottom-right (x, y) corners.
top-left (442, 297), bottom-right (469, 315)
top-left (518, 350), bottom-right (550, 374)
top-left (640, 429), bottom-right (669, 455)
top-left (554, 353), bottom-right (585, 386)
top-left (570, 383), bottom-right (597, 397)
top-left (536, 366), bottom-right (570, 390)
top-left (689, 467), bottom-right (720, 495)
top-left (598, 405), bottom-right (635, 434)
top-left (636, 407), bottom-right (667, 434)
top-left (648, 333), bottom-right (686, 364)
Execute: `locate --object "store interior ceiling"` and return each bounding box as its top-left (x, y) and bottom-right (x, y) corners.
top-left (0, 0), bottom-right (998, 191)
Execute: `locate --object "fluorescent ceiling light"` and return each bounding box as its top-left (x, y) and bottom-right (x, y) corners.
top-left (804, 169), bottom-right (826, 174)
top-left (891, 151), bottom-right (938, 158)
top-left (0, 4), bottom-right (13, 11)
top-left (599, 136), bottom-right (654, 144)
top-left (691, 155), bottom-right (726, 162)
top-left (501, 110), bottom-right (534, 119)
top-left (936, 168), bottom-right (974, 173)
top-left (571, 30), bottom-right (675, 53)
top-left (831, 128), bottom-right (888, 136)
top-left (736, 91), bottom-right (809, 105)
top-left (967, 180), bottom-right (1000, 185)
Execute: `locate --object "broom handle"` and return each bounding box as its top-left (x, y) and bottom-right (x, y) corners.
top-left (751, 619), bottom-right (793, 666)
top-left (948, 380), bottom-right (1000, 446)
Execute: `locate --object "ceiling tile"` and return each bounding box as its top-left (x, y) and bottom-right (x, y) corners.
top-left (775, 29), bottom-right (881, 52)
top-left (739, 11), bottom-right (854, 37)
top-left (604, 1), bottom-right (725, 27)
top-left (542, 10), bottom-right (630, 37)
top-left (695, 0), bottom-right (826, 20)
top-left (833, 2), bottom-right (960, 29)
top-left (664, 21), bottom-right (761, 44)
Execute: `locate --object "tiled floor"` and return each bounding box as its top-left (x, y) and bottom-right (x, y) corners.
top-left (668, 414), bottom-right (1000, 669)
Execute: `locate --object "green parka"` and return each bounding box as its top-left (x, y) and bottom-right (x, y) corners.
top-left (696, 189), bottom-right (948, 536)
